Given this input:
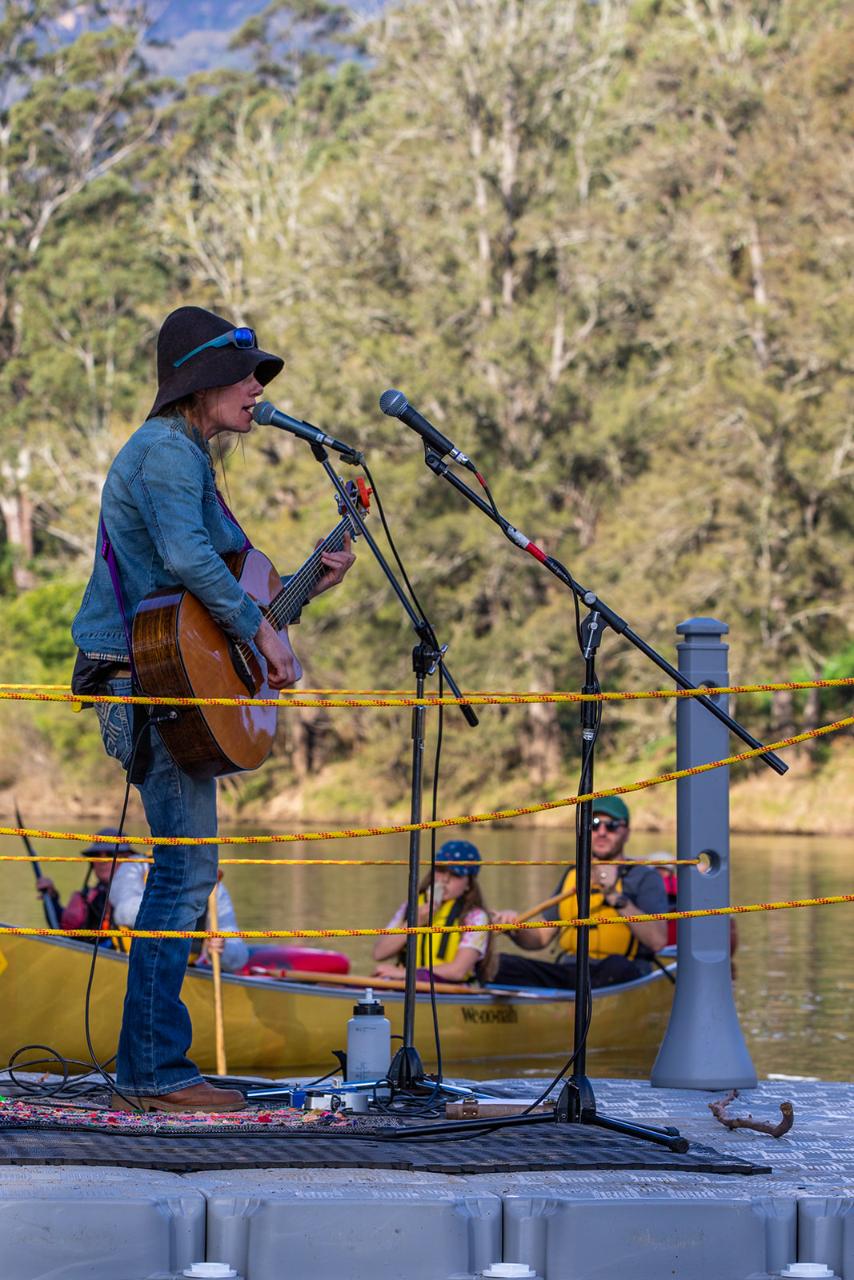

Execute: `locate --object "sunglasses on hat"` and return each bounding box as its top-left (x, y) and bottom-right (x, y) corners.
top-left (592, 816), bottom-right (626, 832)
top-left (173, 326), bottom-right (257, 369)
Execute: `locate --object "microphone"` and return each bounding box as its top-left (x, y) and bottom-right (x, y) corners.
top-left (252, 401), bottom-right (363, 464)
top-left (379, 389), bottom-right (476, 471)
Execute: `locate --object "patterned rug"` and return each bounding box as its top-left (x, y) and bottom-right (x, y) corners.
top-left (0, 1097), bottom-right (359, 1136)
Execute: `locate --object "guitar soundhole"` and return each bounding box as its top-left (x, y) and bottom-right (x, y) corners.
top-left (229, 641), bottom-right (256, 696)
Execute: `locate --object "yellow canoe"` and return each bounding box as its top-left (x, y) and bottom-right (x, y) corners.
top-left (0, 930), bottom-right (674, 1078)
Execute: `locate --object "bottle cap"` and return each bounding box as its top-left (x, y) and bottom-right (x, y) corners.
top-left (183, 1264), bottom-right (239, 1279)
top-left (481, 1266), bottom-right (539, 1278)
top-left (353, 986), bottom-right (385, 1016)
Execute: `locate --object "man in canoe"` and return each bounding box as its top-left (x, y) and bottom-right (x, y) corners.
top-left (491, 797), bottom-right (668, 988)
top-left (70, 306), bottom-right (355, 1112)
top-left (37, 828), bottom-right (132, 946)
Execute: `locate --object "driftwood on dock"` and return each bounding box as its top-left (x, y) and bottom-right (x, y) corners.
top-left (709, 1089), bottom-right (794, 1138)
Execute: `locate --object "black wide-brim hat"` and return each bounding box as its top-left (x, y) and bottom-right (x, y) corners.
top-left (147, 305), bottom-right (284, 420)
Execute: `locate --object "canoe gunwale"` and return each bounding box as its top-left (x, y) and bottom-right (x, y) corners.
top-left (0, 925), bottom-right (676, 1005)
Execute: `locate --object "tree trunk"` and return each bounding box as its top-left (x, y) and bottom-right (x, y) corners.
top-left (771, 687), bottom-right (796, 741)
top-left (0, 490), bottom-right (36, 590)
top-left (520, 675), bottom-right (564, 786)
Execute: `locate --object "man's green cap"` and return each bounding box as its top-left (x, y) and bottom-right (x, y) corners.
top-left (592, 795), bottom-right (630, 824)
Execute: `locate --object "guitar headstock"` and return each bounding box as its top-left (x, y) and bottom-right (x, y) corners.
top-left (338, 477), bottom-right (372, 536)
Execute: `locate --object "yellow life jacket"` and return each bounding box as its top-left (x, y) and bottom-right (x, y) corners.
top-left (556, 868), bottom-right (639, 961)
top-left (416, 893), bottom-right (469, 971)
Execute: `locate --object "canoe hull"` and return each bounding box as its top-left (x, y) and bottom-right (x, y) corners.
top-left (0, 931), bottom-right (674, 1077)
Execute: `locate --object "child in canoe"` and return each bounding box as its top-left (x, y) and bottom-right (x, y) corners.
top-left (372, 840), bottom-right (497, 985)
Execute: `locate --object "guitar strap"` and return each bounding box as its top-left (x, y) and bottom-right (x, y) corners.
top-left (99, 516), bottom-right (139, 686)
top-left (99, 516), bottom-right (151, 783)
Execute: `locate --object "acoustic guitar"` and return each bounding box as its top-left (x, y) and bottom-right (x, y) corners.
top-left (131, 478), bottom-right (371, 779)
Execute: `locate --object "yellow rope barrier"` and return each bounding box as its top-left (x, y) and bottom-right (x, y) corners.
top-left (2, 714), bottom-right (850, 849)
top-left (0, 685), bottom-right (437, 695)
top-left (1, 894), bottom-right (851, 942)
top-left (0, 678), bottom-right (850, 710)
top-left (0, 854), bottom-right (701, 867)
top-left (8, 680), bottom-right (851, 696)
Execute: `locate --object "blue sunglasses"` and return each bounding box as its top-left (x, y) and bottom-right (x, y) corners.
top-left (173, 327), bottom-right (257, 369)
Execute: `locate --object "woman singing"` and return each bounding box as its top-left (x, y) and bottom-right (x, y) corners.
top-left (72, 306), bottom-right (354, 1112)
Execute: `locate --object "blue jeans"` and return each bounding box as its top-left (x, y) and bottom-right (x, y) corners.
top-left (97, 677), bottom-right (218, 1095)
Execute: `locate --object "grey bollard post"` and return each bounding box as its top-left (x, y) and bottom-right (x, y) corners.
top-left (650, 617), bottom-right (757, 1089)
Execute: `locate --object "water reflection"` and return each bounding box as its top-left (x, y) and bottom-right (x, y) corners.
top-left (2, 825), bottom-right (850, 1080)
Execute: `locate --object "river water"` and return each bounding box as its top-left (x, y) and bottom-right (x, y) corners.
top-left (2, 825), bottom-right (850, 1081)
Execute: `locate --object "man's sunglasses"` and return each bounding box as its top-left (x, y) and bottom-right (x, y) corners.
top-left (592, 817), bottom-right (626, 832)
top-left (173, 327), bottom-right (257, 369)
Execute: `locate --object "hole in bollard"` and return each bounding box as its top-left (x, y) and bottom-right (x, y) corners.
top-left (696, 849), bottom-right (720, 875)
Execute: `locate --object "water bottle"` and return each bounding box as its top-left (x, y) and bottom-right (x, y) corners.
top-left (346, 987), bottom-right (391, 1082)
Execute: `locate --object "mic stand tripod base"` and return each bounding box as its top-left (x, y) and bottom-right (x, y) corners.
top-left (385, 1045), bottom-right (477, 1101)
top-left (386, 1045), bottom-right (426, 1091)
top-left (555, 1073), bottom-right (688, 1152)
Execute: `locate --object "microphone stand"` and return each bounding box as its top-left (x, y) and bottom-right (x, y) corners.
top-left (420, 444), bottom-right (787, 1152)
top-left (307, 442), bottom-right (478, 1097)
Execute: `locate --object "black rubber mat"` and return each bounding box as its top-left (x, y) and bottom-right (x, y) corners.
top-left (0, 1125), bottom-right (770, 1175)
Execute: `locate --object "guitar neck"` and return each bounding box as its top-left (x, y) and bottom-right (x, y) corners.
top-left (265, 518), bottom-right (350, 630)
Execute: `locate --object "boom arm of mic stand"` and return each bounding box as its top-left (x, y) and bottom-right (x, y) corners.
top-left (421, 449), bottom-right (787, 775)
top-left (309, 443), bottom-right (478, 729)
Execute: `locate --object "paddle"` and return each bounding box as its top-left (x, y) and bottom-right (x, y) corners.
top-left (512, 889), bottom-right (576, 926)
top-left (254, 967), bottom-right (475, 996)
top-left (15, 800), bottom-right (61, 930)
top-left (505, 867), bottom-right (621, 927)
top-left (207, 888), bottom-right (228, 1076)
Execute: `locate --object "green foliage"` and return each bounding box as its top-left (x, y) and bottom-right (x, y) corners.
top-left (0, 580), bottom-right (81, 671)
top-left (0, 0), bottom-right (850, 810)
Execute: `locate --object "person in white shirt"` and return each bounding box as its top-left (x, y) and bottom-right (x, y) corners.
top-left (110, 862), bottom-right (249, 973)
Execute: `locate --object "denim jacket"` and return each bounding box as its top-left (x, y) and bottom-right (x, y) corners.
top-left (72, 416), bottom-right (262, 661)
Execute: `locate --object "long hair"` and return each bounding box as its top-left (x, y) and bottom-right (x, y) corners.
top-left (158, 395), bottom-right (241, 473)
top-left (418, 871), bottom-right (498, 984)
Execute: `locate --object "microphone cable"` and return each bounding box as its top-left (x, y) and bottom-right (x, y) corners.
top-left (359, 462), bottom-right (451, 1111)
top-left (448, 460), bottom-right (599, 1108)
top-left (371, 679), bottom-right (603, 1140)
top-left (363, 456), bottom-right (596, 1116)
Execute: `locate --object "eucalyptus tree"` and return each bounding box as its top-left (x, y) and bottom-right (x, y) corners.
top-left (596, 0), bottom-right (854, 745)
top-left (0, 0), bottom-right (163, 587)
top-left (95, 0), bottom-right (851, 811)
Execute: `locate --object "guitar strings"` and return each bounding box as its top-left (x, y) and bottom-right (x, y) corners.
top-left (232, 520), bottom-right (350, 669)
top-left (266, 521), bottom-right (349, 630)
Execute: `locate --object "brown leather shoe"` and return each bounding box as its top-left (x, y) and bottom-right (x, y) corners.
top-left (111, 1081), bottom-right (246, 1113)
